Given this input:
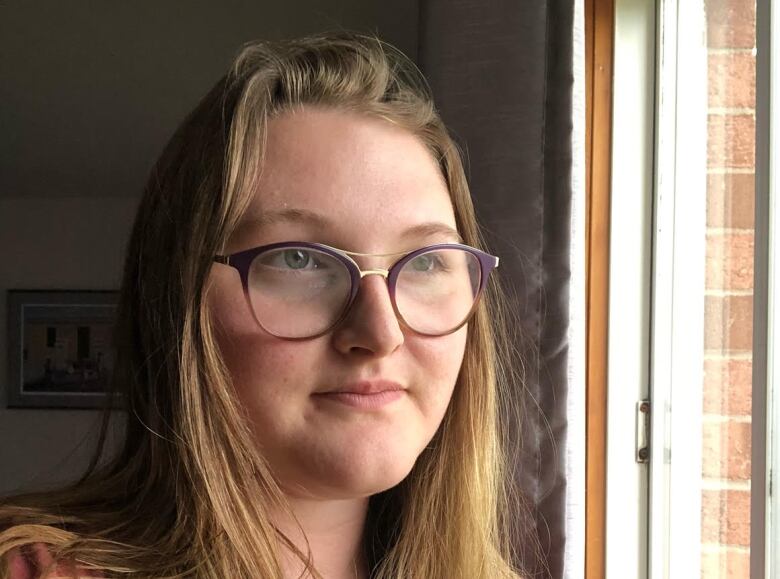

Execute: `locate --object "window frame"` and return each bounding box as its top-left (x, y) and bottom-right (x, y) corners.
top-left (604, 0), bottom-right (656, 576)
top-left (604, 1), bottom-right (773, 577)
top-left (648, 1), bottom-right (707, 577)
top-left (753, 1), bottom-right (773, 577)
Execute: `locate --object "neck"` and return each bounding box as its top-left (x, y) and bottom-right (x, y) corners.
top-left (272, 495), bottom-right (370, 579)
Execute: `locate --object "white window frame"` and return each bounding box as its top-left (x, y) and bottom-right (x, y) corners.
top-left (606, 1), bottom-right (777, 577)
top-left (754, 1), bottom-right (775, 578)
top-left (648, 2), bottom-right (707, 578)
top-left (605, 0), bottom-right (656, 576)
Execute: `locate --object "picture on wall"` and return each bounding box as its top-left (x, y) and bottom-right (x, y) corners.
top-left (6, 290), bottom-right (120, 409)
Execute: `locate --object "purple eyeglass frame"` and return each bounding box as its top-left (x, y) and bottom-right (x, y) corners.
top-left (213, 241), bottom-right (499, 340)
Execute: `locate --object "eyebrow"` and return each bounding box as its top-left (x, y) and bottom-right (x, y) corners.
top-left (238, 208), bottom-right (464, 243)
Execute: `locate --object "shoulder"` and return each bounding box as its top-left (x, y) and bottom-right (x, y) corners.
top-left (5, 543), bottom-right (102, 578)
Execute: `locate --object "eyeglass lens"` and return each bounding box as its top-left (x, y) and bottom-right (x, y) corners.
top-left (246, 246), bottom-right (481, 338)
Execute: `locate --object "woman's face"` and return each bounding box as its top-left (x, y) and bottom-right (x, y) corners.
top-left (207, 107), bottom-right (467, 499)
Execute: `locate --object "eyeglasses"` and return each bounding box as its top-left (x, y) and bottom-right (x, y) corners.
top-left (213, 241), bottom-right (499, 340)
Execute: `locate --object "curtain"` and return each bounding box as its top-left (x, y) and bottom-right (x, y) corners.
top-left (418, 2), bottom-right (579, 577)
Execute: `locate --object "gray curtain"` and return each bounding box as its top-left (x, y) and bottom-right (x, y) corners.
top-left (418, 2), bottom-right (574, 577)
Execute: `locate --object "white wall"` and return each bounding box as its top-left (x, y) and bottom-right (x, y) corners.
top-left (0, 197), bottom-right (136, 494)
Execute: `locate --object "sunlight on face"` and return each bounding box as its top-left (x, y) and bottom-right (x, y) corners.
top-left (207, 107), bottom-right (467, 499)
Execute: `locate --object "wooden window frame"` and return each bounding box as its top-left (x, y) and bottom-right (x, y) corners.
top-left (585, 0), bottom-right (614, 577)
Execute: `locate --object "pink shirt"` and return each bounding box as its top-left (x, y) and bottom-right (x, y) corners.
top-left (5, 543), bottom-right (101, 578)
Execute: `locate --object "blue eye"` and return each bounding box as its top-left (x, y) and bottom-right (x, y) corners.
top-left (409, 252), bottom-right (452, 273)
top-left (256, 247), bottom-right (336, 273)
top-left (283, 249), bottom-right (312, 270)
top-left (410, 254), bottom-right (435, 272)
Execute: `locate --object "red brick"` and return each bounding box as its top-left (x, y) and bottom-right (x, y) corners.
top-left (701, 549), bottom-right (750, 579)
top-left (706, 232), bottom-right (754, 291)
top-left (708, 53), bottom-right (756, 109)
top-left (705, 295), bottom-right (754, 352)
top-left (701, 489), bottom-right (751, 545)
top-left (706, 0), bottom-right (756, 49)
top-left (708, 114), bottom-right (755, 169)
top-left (703, 358), bottom-right (752, 415)
top-left (707, 173), bottom-right (755, 229)
top-left (702, 420), bottom-right (752, 480)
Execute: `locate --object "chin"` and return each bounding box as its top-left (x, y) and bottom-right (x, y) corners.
top-left (287, 448), bottom-right (419, 499)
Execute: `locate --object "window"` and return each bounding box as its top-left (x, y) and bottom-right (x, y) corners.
top-left (603, 1), bottom-right (769, 577)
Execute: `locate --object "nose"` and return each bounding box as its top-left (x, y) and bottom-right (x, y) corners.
top-left (331, 273), bottom-right (405, 356)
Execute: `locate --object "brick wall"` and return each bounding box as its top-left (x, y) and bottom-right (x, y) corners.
top-left (701, 0), bottom-right (756, 577)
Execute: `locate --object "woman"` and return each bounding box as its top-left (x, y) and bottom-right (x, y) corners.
top-left (0, 33), bottom-right (527, 578)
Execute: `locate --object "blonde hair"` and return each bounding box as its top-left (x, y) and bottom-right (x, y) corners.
top-left (0, 33), bottom-right (530, 578)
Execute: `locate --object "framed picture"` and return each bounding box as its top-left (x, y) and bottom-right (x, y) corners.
top-left (6, 290), bottom-right (120, 409)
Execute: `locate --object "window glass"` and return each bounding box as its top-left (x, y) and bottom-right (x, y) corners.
top-left (701, 1), bottom-right (757, 577)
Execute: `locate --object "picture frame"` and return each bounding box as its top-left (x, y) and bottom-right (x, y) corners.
top-left (6, 290), bottom-right (120, 409)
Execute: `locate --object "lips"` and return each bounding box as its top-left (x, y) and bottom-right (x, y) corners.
top-left (312, 380), bottom-right (406, 410)
top-left (326, 379), bottom-right (405, 395)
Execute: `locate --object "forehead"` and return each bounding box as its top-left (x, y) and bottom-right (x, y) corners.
top-left (233, 107), bottom-right (458, 251)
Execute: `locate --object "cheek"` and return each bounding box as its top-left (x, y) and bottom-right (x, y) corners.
top-left (206, 268), bottom-right (312, 413)
top-left (409, 328), bottom-right (468, 421)
top-left (207, 270), bottom-right (260, 385)
top-left (434, 325), bottom-right (468, 377)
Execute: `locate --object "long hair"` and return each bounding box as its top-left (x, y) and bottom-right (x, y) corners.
top-left (0, 32), bottom-right (529, 578)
